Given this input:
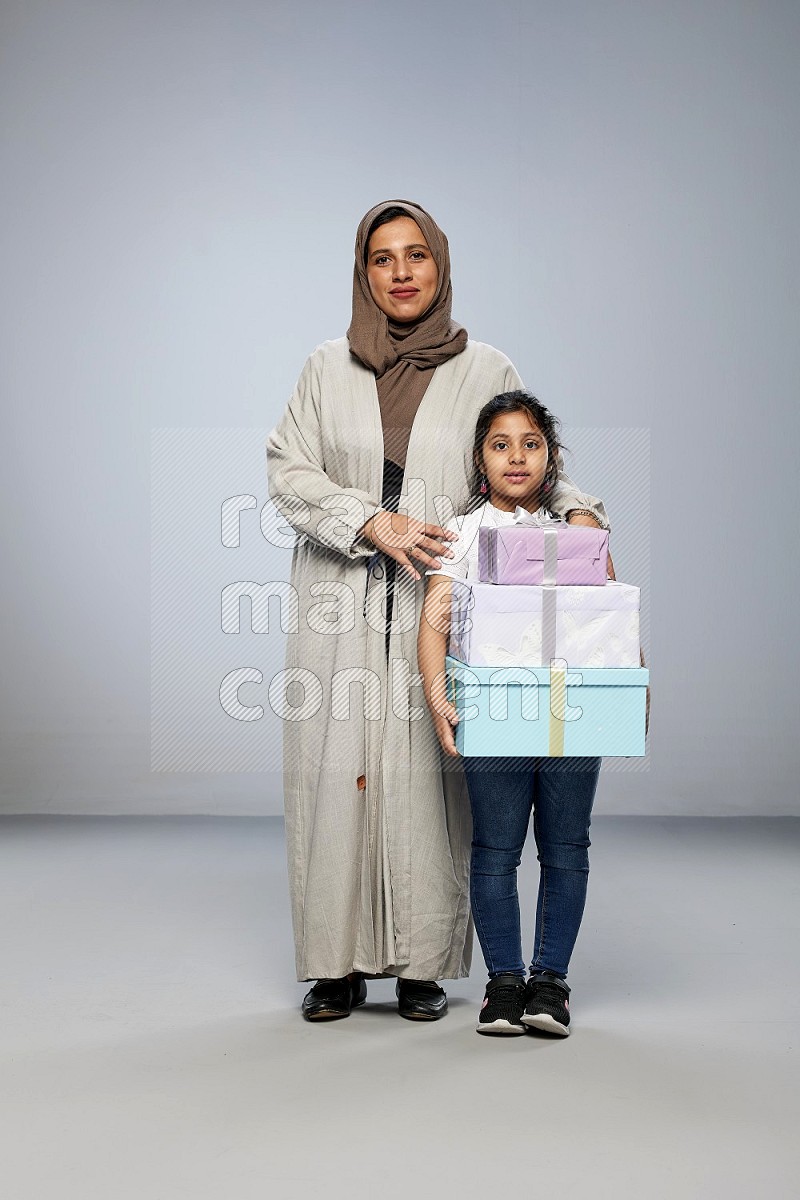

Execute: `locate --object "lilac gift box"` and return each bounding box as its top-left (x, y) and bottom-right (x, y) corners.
top-left (478, 522), bottom-right (609, 586)
top-left (448, 579), bottom-right (640, 669)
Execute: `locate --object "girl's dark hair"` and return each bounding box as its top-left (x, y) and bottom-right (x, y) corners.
top-left (463, 389), bottom-right (566, 513)
top-left (364, 206), bottom-right (411, 264)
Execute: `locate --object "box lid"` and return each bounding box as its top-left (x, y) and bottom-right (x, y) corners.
top-left (461, 579), bottom-right (640, 613)
top-left (445, 655), bottom-right (649, 687)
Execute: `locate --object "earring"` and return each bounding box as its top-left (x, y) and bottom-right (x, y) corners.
top-left (479, 474), bottom-right (488, 494)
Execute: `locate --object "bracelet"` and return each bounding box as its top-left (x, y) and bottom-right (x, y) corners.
top-left (566, 508), bottom-right (604, 526)
top-left (360, 515), bottom-right (378, 547)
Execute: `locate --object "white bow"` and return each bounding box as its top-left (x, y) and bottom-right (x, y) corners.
top-left (511, 505), bottom-right (561, 527)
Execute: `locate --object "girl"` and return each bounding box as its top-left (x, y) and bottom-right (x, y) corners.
top-left (418, 389), bottom-right (621, 1037)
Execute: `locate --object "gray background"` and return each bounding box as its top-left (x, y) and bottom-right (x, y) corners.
top-left (2, 0), bottom-right (798, 815)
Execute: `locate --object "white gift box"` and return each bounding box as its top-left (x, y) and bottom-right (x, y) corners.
top-left (449, 579), bottom-right (640, 669)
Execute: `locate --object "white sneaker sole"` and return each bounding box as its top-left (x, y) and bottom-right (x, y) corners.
top-left (476, 1018), bottom-right (526, 1035)
top-left (521, 1012), bottom-right (570, 1036)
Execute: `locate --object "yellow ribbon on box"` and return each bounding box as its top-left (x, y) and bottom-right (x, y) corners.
top-left (548, 665), bottom-right (566, 757)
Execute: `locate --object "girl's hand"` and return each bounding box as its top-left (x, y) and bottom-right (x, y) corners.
top-left (566, 510), bottom-right (602, 527)
top-left (641, 646), bottom-right (650, 737)
top-left (433, 706), bottom-right (460, 757)
top-left (428, 673), bottom-right (460, 757)
top-left (566, 510), bottom-right (616, 579)
top-left (364, 511), bottom-right (458, 581)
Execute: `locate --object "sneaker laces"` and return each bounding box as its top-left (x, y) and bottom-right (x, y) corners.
top-left (528, 979), bottom-right (568, 1005)
top-left (488, 980), bottom-right (525, 1003)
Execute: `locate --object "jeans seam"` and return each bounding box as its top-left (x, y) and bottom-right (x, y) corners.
top-left (533, 862), bottom-right (548, 972)
top-left (471, 872), bottom-right (497, 976)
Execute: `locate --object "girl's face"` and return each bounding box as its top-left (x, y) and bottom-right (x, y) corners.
top-left (366, 216), bottom-right (439, 324)
top-left (477, 409), bottom-right (550, 512)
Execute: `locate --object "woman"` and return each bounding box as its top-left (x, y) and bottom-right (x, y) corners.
top-left (266, 199), bottom-right (608, 1021)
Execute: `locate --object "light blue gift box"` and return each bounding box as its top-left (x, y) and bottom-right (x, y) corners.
top-left (445, 654), bottom-right (649, 757)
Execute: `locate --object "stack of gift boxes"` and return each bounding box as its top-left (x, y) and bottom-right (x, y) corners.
top-left (445, 510), bottom-right (649, 757)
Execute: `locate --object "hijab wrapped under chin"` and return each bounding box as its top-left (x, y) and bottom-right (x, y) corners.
top-left (347, 198), bottom-right (468, 468)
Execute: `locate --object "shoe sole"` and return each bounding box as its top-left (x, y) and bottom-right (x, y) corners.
top-left (521, 1012), bottom-right (570, 1036)
top-left (476, 1019), bottom-right (526, 1035)
top-left (303, 996), bottom-right (367, 1021)
top-left (398, 1008), bottom-right (448, 1021)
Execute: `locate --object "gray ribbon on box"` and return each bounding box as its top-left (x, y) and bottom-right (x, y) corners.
top-left (513, 506), bottom-right (561, 587)
top-left (542, 528), bottom-right (557, 587)
top-left (486, 533), bottom-right (496, 584)
top-left (541, 585), bottom-right (557, 664)
top-left (497, 511), bottom-right (560, 660)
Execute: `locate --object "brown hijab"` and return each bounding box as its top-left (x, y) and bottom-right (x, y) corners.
top-left (347, 199), bottom-right (468, 469)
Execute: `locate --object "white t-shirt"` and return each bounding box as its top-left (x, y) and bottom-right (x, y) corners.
top-left (424, 501), bottom-right (562, 582)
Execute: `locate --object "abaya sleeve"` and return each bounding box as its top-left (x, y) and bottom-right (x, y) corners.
top-left (267, 347), bottom-right (383, 559)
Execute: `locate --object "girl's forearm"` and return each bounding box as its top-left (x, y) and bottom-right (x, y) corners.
top-left (417, 625), bottom-right (449, 706)
top-left (418, 579), bottom-right (453, 704)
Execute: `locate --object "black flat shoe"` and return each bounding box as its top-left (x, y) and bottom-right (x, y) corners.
top-left (302, 974), bottom-right (367, 1021)
top-left (396, 978), bottom-right (448, 1021)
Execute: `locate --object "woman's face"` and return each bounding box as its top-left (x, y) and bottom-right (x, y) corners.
top-left (477, 409), bottom-right (550, 512)
top-left (365, 216), bottom-right (439, 324)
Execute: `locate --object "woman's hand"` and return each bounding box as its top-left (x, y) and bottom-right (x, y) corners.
top-left (428, 672), bottom-right (460, 757)
top-left (363, 511), bottom-right (458, 581)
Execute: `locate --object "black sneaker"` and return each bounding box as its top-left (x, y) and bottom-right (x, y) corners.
top-left (521, 972), bottom-right (571, 1036)
top-left (476, 973), bottom-right (527, 1035)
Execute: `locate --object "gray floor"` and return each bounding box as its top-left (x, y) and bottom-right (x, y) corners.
top-left (1, 815), bottom-right (798, 1199)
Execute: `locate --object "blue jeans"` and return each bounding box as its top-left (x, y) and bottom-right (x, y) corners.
top-left (462, 756), bottom-right (601, 980)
